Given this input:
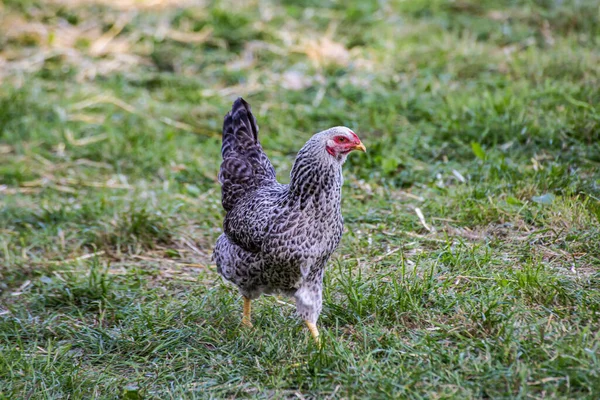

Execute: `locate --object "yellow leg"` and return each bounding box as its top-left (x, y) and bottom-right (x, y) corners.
top-left (304, 320), bottom-right (320, 344)
top-left (242, 296), bottom-right (253, 328)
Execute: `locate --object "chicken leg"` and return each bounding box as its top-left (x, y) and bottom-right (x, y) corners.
top-left (304, 320), bottom-right (320, 344)
top-left (242, 296), bottom-right (253, 327)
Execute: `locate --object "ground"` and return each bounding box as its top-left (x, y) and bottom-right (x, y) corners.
top-left (1, 0), bottom-right (599, 398)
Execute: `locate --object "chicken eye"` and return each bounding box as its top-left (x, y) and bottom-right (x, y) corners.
top-left (338, 137), bottom-right (347, 143)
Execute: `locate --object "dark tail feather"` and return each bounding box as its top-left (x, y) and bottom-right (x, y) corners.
top-left (232, 97), bottom-right (258, 141)
top-left (219, 97), bottom-right (276, 211)
top-left (221, 97), bottom-right (258, 158)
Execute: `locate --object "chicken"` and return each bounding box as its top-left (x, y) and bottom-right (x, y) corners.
top-left (213, 98), bottom-right (365, 342)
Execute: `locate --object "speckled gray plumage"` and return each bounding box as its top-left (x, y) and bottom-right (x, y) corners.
top-left (213, 98), bottom-right (351, 324)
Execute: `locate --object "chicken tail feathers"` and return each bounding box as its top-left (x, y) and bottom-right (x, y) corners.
top-left (221, 98), bottom-right (258, 158)
top-left (219, 98), bottom-right (276, 211)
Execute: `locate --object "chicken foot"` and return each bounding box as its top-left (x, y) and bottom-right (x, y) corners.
top-left (242, 296), bottom-right (253, 328)
top-left (304, 320), bottom-right (320, 344)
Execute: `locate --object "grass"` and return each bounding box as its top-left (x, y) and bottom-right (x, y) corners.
top-left (1, 0), bottom-right (599, 398)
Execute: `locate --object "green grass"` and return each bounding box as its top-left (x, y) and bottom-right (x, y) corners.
top-left (1, 0), bottom-right (600, 398)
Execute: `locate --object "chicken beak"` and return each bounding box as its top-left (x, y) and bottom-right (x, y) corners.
top-left (353, 142), bottom-right (366, 153)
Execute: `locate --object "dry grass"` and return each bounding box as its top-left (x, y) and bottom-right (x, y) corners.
top-left (48, 0), bottom-right (200, 11)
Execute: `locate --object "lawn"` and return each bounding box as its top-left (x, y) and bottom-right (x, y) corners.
top-left (1, 0), bottom-right (599, 398)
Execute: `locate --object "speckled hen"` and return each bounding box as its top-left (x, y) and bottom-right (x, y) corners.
top-left (213, 98), bottom-right (365, 341)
